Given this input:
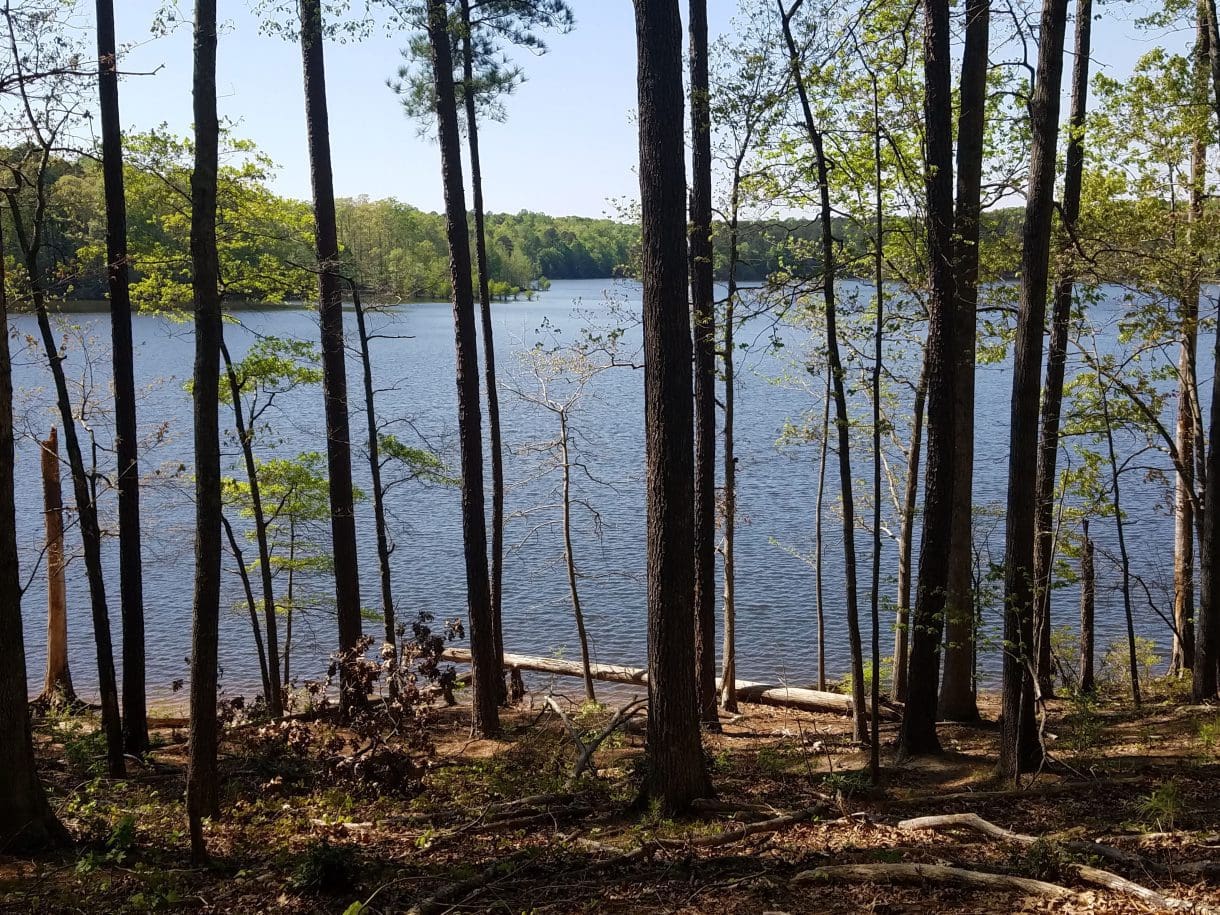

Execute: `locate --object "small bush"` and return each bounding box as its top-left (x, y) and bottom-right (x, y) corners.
top-left (1100, 637), bottom-right (1162, 688)
top-left (292, 840), bottom-right (359, 894)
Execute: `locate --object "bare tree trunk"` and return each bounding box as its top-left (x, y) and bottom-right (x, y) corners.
top-left (781, 0), bottom-right (867, 744)
top-left (16, 213), bottom-right (123, 778)
top-left (634, 0), bottom-right (713, 811)
top-left (187, 0), bottom-right (223, 864)
top-left (39, 428), bottom-right (73, 703)
top-left (814, 371), bottom-right (831, 693)
top-left (1173, 1), bottom-right (1208, 677)
top-left (940, 0), bottom-right (989, 723)
top-left (219, 338), bottom-right (282, 716)
top-left (1098, 369), bottom-right (1141, 708)
top-left (1079, 519), bottom-right (1095, 694)
top-left (0, 242), bottom-right (68, 853)
top-left (1000, 0), bottom-right (1068, 779)
top-left (298, 0), bottom-right (363, 717)
top-left (869, 73), bottom-right (884, 783)
top-left (220, 512), bottom-right (271, 702)
top-left (96, 0), bottom-right (147, 756)
top-left (720, 219), bottom-right (738, 712)
top-left (559, 412), bottom-right (595, 703)
top-left (689, 0), bottom-right (719, 733)
top-left (1032, 0), bottom-right (1092, 701)
top-left (459, 0), bottom-right (506, 698)
top-left (893, 359), bottom-right (927, 704)
top-left (899, 0), bottom-right (957, 757)
top-left (351, 285), bottom-right (396, 659)
top-left (426, 0), bottom-right (500, 737)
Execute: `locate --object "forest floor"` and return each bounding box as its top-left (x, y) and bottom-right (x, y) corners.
top-left (4, 678), bottom-right (1220, 914)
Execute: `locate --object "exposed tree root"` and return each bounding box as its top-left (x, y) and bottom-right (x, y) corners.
top-left (899, 812), bottom-right (1220, 913)
top-left (793, 862), bottom-right (1079, 899)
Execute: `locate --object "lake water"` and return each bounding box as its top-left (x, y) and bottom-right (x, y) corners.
top-left (13, 278), bottom-right (1191, 703)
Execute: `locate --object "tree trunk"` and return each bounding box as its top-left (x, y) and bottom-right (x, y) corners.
top-left (1098, 374), bottom-right (1140, 707)
top-left (689, 0), bottom-right (719, 733)
top-left (96, 0), bottom-right (147, 756)
top-left (220, 512), bottom-right (271, 702)
top-left (298, 0), bottom-right (363, 717)
top-left (17, 213), bottom-right (123, 778)
top-left (815, 371), bottom-right (831, 693)
top-left (459, 0), bottom-right (507, 698)
top-left (39, 427), bottom-right (73, 703)
top-left (1079, 519), bottom-right (1095, 693)
top-left (559, 412), bottom-right (595, 703)
top-left (633, 0), bottom-right (712, 811)
top-left (1032, 0), bottom-right (1092, 701)
top-left (219, 338), bottom-right (282, 716)
top-left (426, 0), bottom-right (500, 737)
top-left (869, 73), bottom-right (884, 782)
top-left (1173, 2), bottom-right (1208, 677)
top-left (351, 285), bottom-right (396, 658)
top-left (893, 357), bottom-right (927, 704)
top-left (780, 0), bottom-right (867, 744)
top-left (187, 0), bottom-right (223, 864)
top-left (899, 0), bottom-right (957, 757)
top-left (1000, 0), bottom-right (1069, 778)
top-left (720, 172), bottom-right (742, 713)
top-left (0, 242), bottom-right (68, 853)
top-left (939, 0), bottom-right (989, 723)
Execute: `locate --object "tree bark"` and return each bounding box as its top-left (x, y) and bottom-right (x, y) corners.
top-left (96, 0), bottom-right (147, 756)
top-left (1000, 0), bottom-right (1069, 778)
top-left (39, 427), bottom-right (73, 703)
top-left (899, 0), bottom-right (957, 757)
top-left (426, 0), bottom-right (500, 737)
top-left (0, 240), bottom-right (68, 853)
top-left (1031, 0), bottom-right (1092, 701)
top-left (939, 0), bottom-right (989, 723)
top-left (459, 0), bottom-right (507, 698)
top-left (220, 512), bottom-right (271, 702)
top-left (780, 0), bottom-right (867, 744)
top-left (1079, 518), bottom-right (1095, 693)
top-left (187, 0), bottom-right (223, 864)
top-left (689, 0), bottom-right (719, 733)
top-left (720, 170), bottom-right (742, 712)
top-left (633, 0), bottom-right (712, 810)
top-left (868, 73), bottom-right (884, 782)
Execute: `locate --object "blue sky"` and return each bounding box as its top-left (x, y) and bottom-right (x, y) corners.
top-left (104, 1), bottom-right (1187, 219)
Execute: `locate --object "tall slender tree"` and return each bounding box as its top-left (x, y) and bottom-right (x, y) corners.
top-left (186, 0), bottom-right (223, 865)
top-left (938, 0), bottom-right (989, 723)
top-left (95, 0), bottom-right (148, 755)
top-left (1194, 0), bottom-right (1220, 702)
top-left (898, 0), bottom-right (957, 757)
top-left (633, 0), bottom-right (712, 810)
top-left (298, 0), bottom-right (363, 714)
top-left (1031, 0), bottom-right (1092, 699)
top-left (425, 0), bottom-right (500, 737)
top-left (689, 0), bottom-right (719, 731)
top-left (999, 0), bottom-right (1069, 778)
top-left (0, 220), bottom-right (68, 855)
top-left (779, 0), bottom-right (867, 743)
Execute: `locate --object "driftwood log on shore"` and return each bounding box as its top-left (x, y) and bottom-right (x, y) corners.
top-left (441, 648), bottom-right (899, 721)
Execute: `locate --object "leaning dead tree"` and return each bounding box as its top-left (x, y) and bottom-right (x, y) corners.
top-left (38, 427), bottom-right (73, 704)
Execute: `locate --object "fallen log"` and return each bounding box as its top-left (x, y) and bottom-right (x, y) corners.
top-left (794, 862), bottom-right (1078, 899)
top-left (442, 649), bottom-right (898, 720)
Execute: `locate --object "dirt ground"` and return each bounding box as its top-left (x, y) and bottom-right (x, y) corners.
top-left (3, 679), bottom-right (1220, 914)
